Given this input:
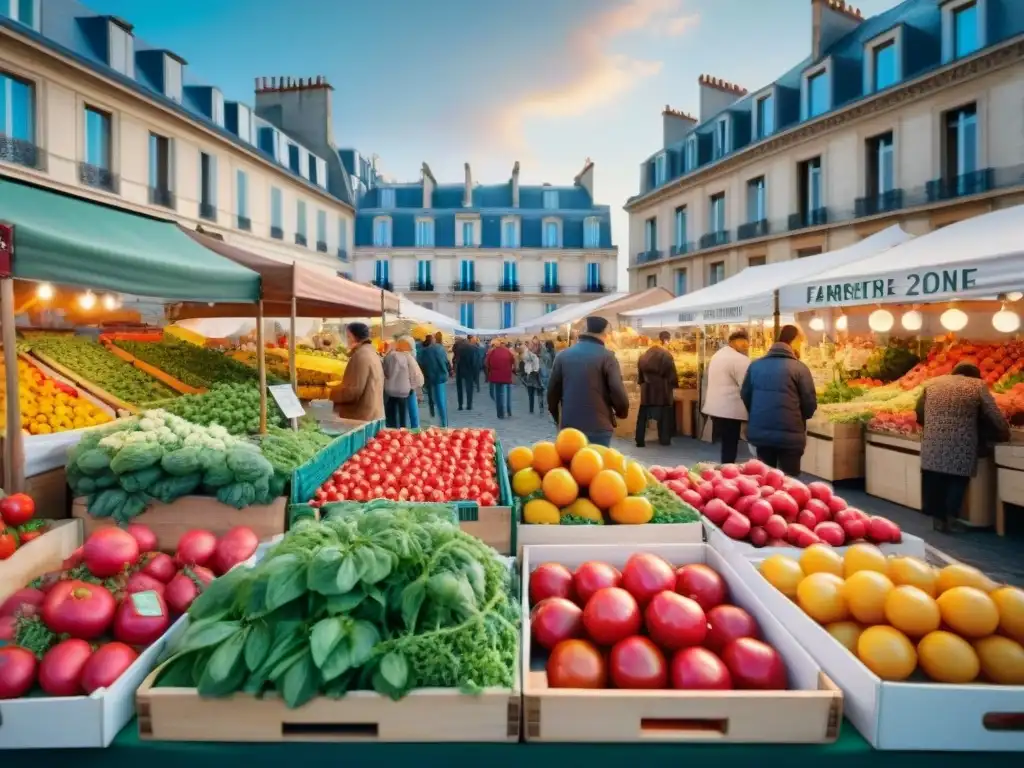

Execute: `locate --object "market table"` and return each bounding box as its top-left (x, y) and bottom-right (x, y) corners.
top-left (4, 720), bottom-right (1021, 766)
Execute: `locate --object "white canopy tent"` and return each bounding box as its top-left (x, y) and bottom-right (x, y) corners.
top-left (624, 225), bottom-right (914, 328)
top-left (518, 291), bottom-right (629, 334)
top-left (779, 204), bottom-right (1024, 311)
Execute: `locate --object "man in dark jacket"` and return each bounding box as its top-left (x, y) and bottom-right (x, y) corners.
top-left (740, 324), bottom-right (817, 476)
top-left (547, 316), bottom-right (629, 447)
top-left (452, 335), bottom-right (479, 411)
top-left (636, 331), bottom-right (677, 448)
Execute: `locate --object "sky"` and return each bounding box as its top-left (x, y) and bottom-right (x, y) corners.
top-left (83, 0), bottom-right (903, 287)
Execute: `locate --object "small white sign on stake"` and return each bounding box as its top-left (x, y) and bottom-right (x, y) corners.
top-left (268, 384), bottom-right (306, 420)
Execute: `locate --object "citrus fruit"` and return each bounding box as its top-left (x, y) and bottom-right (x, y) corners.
top-left (937, 586), bottom-right (1000, 638)
top-left (800, 544), bottom-right (844, 577)
top-left (973, 635), bottom-right (1024, 684)
top-left (531, 442), bottom-right (563, 475)
top-left (623, 460), bottom-right (648, 495)
top-left (843, 543), bottom-right (888, 578)
top-left (797, 572), bottom-right (848, 624)
top-left (564, 498), bottom-right (603, 524)
top-left (507, 446), bottom-right (534, 473)
top-left (542, 468), bottom-right (579, 507)
top-left (602, 448), bottom-right (627, 474)
top-left (522, 498), bottom-right (560, 525)
top-left (936, 563), bottom-right (998, 595)
top-left (569, 448), bottom-right (604, 487)
top-left (990, 585), bottom-right (1024, 643)
top-left (825, 621), bottom-right (864, 653)
top-left (609, 495), bottom-right (654, 525)
top-left (759, 555), bottom-right (805, 599)
top-left (917, 630), bottom-right (980, 684)
top-left (554, 428), bottom-right (588, 462)
top-left (884, 585), bottom-right (941, 638)
top-left (512, 468), bottom-right (542, 497)
top-left (857, 625), bottom-right (917, 681)
top-left (843, 570), bottom-right (894, 625)
top-left (589, 444), bottom-right (610, 461)
top-left (887, 556), bottom-right (938, 597)
top-left (588, 469), bottom-right (629, 509)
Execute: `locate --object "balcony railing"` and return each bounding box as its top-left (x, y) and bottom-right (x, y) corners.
top-left (737, 219), bottom-right (769, 240)
top-left (498, 282), bottom-right (521, 293)
top-left (295, 233), bottom-right (308, 247)
top-left (635, 249), bottom-right (663, 264)
top-left (582, 283), bottom-right (607, 294)
top-left (452, 280), bottom-right (482, 292)
top-left (670, 243), bottom-right (692, 257)
top-left (699, 230), bottom-right (730, 250)
top-left (199, 202), bottom-right (217, 222)
top-left (78, 162), bottom-right (118, 193)
top-left (788, 207), bottom-right (829, 231)
top-left (148, 186), bottom-right (175, 209)
top-left (270, 226), bottom-right (283, 240)
top-left (371, 279), bottom-right (393, 291)
top-left (337, 248), bottom-right (348, 262)
top-left (541, 284), bottom-right (562, 294)
top-left (926, 168), bottom-right (995, 202)
top-left (0, 136), bottom-right (46, 171)
top-left (409, 280), bottom-right (435, 292)
top-left (854, 189), bottom-right (904, 218)
top-left (237, 215), bottom-right (252, 231)
top-left (317, 240), bottom-right (328, 253)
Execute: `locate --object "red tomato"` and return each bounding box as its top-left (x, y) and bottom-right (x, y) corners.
top-left (531, 597), bottom-right (583, 649)
top-left (721, 638), bottom-right (787, 690)
top-left (352, 488), bottom-right (366, 501)
top-left (0, 646), bottom-right (37, 699)
top-left (42, 580), bottom-right (116, 639)
top-left (174, 529), bottom-right (216, 569)
top-left (0, 587), bottom-right (45, 617)
top-left (573, 561), bottom-right (622, 605)
top-left (39, 638), bottom-right (93, 696)
top-left (582, 587), bottom-right (641, 646)
top-left (165, 567), bottom-right (211, 615)
top-left (0, 493), bottom-right (35, 527)
top-left (644, 591), bottom-right (707, 651)
top-left (621, 553), bottom-right (677, 607)
top-left (479, 492), bottom-right (495, 507)
top-left (123, 524), bottom-right (156, 553)
top-left (19, 530), bottom-right (42, 543)
top-left (124, 572), bottom-right (166, 597)
top-left (0, 529), bottom-right (18, 560)
top-left (609, 636), bottom-right (668, 689)
top-left (0, 615), bottom-right (15, 642)
top-left (212, 526), bottom-right (259, 575)
top-left (670, 646), bottom-right (733, 690)
top-left (529, 563), bottom-right (575, 605)
top-left (114, 589), bottom-right (171, 646)
top-left (81, 642), bottom-right (139, 694)
top-left (546, 639), bottom-right (607, 689)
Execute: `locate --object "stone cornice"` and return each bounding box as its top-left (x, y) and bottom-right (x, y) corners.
top-left (625, 36), bottom-right (1024, 213)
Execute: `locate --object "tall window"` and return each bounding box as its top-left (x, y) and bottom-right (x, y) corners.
top-left (461, 220), bottom-right (475, 246)
top-left (288, 145), bottom-right (300, 174)
top-left (953, 2), bottom-right (979, 58)
top-left (296, 200), bottom-right (307, 243)
top-left (543, 261), bottom-right (558, 289)
top-left (807, 70), bottom-right (828, 117)
top-left (654, 153), bottom-right (667, 185)
top-left (308, 155), bottom-right (318, 186)
top-left (379, 187), bottom-right (396, 208)
top-left (148, 132), bottom-right (172, 196)
top-left (646, 275), bottom-right (657, 289)
top-left (502, 219), bottom-right (519, 247)
top-left (644, 217), bottom-right (657, 252)
top-left (374, 259), bottom-right (390, 286)
top-left (709, 193), bottom-right (726, 234)
top-left (545, 302), bottom-right (558, 314)
top-left (872, 41), bottom-right (897, 91)
top-left (11, 0), bottom-right (40, 30)
top-left (713, 119), bottom-right (728, 159)
top-left (583, 217), bottom-right (601, 248)
top-left (416, 219), bottom-right (435, 247)
top-left (416, 259), bottom-right (432, 287)
top-left (798, 157), bottom-right (823, 221)
top-left (199, 152), bottom-right (216, 219)
top-left (502, 260), bottom-right (518, 287)
top-left (586, 262), bottom-right (601, 290)
top-left (674, 268), bottom-right (687, 296)
top-left (459, 259), bottom-right (476, 287)
top-left (270, 187), bottom-right (283, 234)
top-left (543, 220), bottom-right (559, 248)
top-left (258, 127), bottom-right (276, 157)
top-left (685, 136), bottom-right (698, 171)
top-left (756, 93), bottom-right (774, 139)
top-left (543, 189), bottom-right (558, 209)
top-left (84, 106), bottom-right (111, 169)
top-left (373, 217), bottom-right (392, 247)
top-left (674, 207), bottom-right (687, 251)
top-left (235, 170), bottom-right (248, 225)
top-left (501, 301), bottom-right (516, 329)
top-left (459, 302), bottom-right (475, 328)
top-left (748, 255), bottom-right (767, 268)
top-left (944, 103), bottom-right (978, 181)
top-left (316, 210), bottom-right (327, 248)
top-left (746, 177), bottom-right (766, 222)
top-left (338, 218), bottom-right (348, 255)
top-left (866, 132), bottom-right (895, 197)
top-left (709, 261), bottom-right (725, 286)
top-left (0, 72), bottom-right (35, 144)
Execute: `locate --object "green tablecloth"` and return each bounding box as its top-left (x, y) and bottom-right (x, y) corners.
top-left (3, 719), bottom-right (1021, 766)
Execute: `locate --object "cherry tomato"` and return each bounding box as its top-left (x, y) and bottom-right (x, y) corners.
top-left (609, 636), bottom-right (668, 689)
top-left (546, 639), bottom-right (607, 689)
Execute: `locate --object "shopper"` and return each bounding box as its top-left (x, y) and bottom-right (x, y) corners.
top-left (916, 362), bottom-right (1010, 533)
top-left (539, 339), bottom-right (556, 392)
top-left (703, 329), bottom-right (752, 463)
top-left (547, 316), bottom-right (629, 447)
top-left (520, 341), bottom-right (545, 415)
top-left (330, 322), bottom-right (385, 421)
top-left (452, 334), bottom-right (480, 411)
top-left (739, 325), bottom-right (816, 476)
top-left (381, 336), bottom-right (423, 428)
top-left (417, 334), bottom-right (452, 427)
top-left (486, 342), bottom-right (516, 419)
top-left (636, 331), bottom-right (677, 447)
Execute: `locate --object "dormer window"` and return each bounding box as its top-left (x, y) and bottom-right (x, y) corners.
top-left (942, 0), bottom-right (985, 62)
top-left (754, 91), bottom-right (775, 140)
top-left (801, 62), bottom-right (831, 120)
top-left (654, 153), bottom-right (667, 186)
top-left (163, 55), bottom-right (183, 102)
top-left (107, 20), bottom-right (134, 77)
top-left (236, 105), bottom-right (251, 144)
top-left (211, 89), bottom-right (224, 126)
top-left (685, 136), bottom-right (698, 172)
top-left (864, 27), bottom-right (902, 94)
top-left (9, 0), bottom-right (40, 31)
top-left (379, 188), bottom-right (396, 208)
top-left (543, 189), bottom-right (559, 209)
top-left (712, 117), bottom-right (730, 160)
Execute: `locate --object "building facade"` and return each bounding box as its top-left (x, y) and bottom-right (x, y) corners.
top-left (0, 0), bottom-right (356, 275)
top-left (352, 160), bottom-right (617, 330)
top-left (627, 0), bottom-right (1024, 295)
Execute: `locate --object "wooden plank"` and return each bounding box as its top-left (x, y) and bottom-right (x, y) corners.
top-left (101, 340), bottom-right (206, 396)
top-left (28, 350), bottom-right (138, 414)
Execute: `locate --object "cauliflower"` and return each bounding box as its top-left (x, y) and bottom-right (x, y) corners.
top-left (99, 433), bottom-right (128, 450)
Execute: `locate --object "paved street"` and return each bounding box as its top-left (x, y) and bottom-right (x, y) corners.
top-left (422, 381), bottom-right (1024, 586)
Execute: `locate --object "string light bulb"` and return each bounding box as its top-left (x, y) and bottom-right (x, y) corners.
top-left (808, 316), bottom-right (825, 332)
top-left (868, 309), bottom-right (894, 333)
top-left (835, 314), bottom-right (848, 331)
top-left (1006, 291), bottom-right (1023, 302)
top-left (102, 294), bottom-right (120, 311)
top-left (992, 305), bottom-right (1021, 333)
top-left (77, 291), bottom-right (96, 310)
top-left (939, 307), bottom-right (968, 332)
top-left (36, 283), bottom-right (54, 301)
top-left (901, 310), bottom-right (923, 331)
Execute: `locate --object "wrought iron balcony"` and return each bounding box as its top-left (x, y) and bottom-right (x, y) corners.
top-left (337, 248), bottom-right (348, 262)
top-left (787, 207), bottom-right (829, 231)
top-left (698, 230), bottom-right (730, 250)
top-left (236, 215), bottom-right (252, 231)
top-left (371, 279), bottom-right (393, 291)
top-left (855, 189), bottom-right (904, 218)
top-left (498, 282), bottom-right (521, 293)
top-left (409, 280), bottom-right (435, 292)
top-left (317, 240), bottom-right (328, 253)
top-left (582, 283), bottom-right (607, 294)
top-left (926, 169), bottom-right (995, 202)
top-left (737, 219), bottom-right (769, 240)
top-left (0, 136), bottom-right (46, 170)
top-left (199, 202), bottom-right (217, 222)
top-left (78, 162), bottom-right (118, 193)
top-left (452, 280), bottom-right (482, 292)
top-left (670, 243), bottom-right (691, 257)
top-left (635, 249), bottom-right (663, 264)
top-left (541, 284), bottom-right (562, 294)
top-left (148, 186), bottom-right (175, 209)
top-left (295, 233), bottom-right (308, 247)
top-left (270, 226), bottom-right (283, 240)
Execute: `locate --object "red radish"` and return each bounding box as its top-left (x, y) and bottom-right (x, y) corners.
top-left (807, 481), bottom-right (833, 503)
top-left (763, 469), bottom-right (785, 489)
top-left (783, 480), bottom-right (811, 509)
top-left (764, 515), bottom-right (788, 540)
top-left (0, 587), bottom-right (45, 617)
top-left (124, 572), bottom-right (166, 596)
top-left (747, 499), bottom-right (773, 527)
top-left (175, 529), bottom-right (218, 568)
top-left (702, 498), bottom-right (731, 525)
top-left (680, 489), bottom-right (704, 509)
top-left (81, 642), bottom-right (139, 694)
top-left (827, 496), bottom-right (848, 514)
top-left (815, 521), bottom-right (846, 547)
top-left (722, 512), bottom-right (751, 540)
top-left (38, 638), bottom-right (93, 696)
top-left (797, 509), bottom-right (818, 530)
top-left (749, 527), bottom-right (769, 547)
top-left (212, 526), bottom-right (259, 575)
top-left (767, 491), bottom-right (800, 522)
top-left (125, 524), bottom-right (157, 553)
top-left (113, 590), bottom-right (170, 646)
top-left (805, 498), bottom-right (831, 525)
top-left (719, 464), bottom-right (741, 479)
top-left (83, 528), bottom-right (140, 578)
top-left (164, 566), bottom-right (214, 614)
top-left (735, 476), bottom-right (760, 497)
top-left (741, 459), bottom-right (767, 477)
top-left (141, 552), bottom-right (178, 583)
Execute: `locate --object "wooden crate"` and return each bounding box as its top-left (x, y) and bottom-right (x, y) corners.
top-left (673, 389), bottom-right (698, 437)
top-left (29, 351), bottom-right (138, 414)
top-left (995, 444), bottom-right (1024, 536)
top-left (102, 342), bottom-right (206, 395)
top-left (0, 518), bottom-right (80, 603)
top-left (461, 505), bottom-right (513, 555)
top-left (801, 420), bottom-right (865, 481)
top-left (72, 495), bottom-right (287, 551)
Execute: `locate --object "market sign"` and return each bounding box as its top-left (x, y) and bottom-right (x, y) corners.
top-left (702, 306), bottom-right (745, 322)
top-left (802, 267), bottom-right (979, 306)
top-left (677, 312), bottom-right (697, 323)
top-left (0, 223), bottom-right (12, 278)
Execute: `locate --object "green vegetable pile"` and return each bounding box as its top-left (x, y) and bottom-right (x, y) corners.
top-left (819, 380), bottom-right (866, 405)
top-left (859, 343), bottom-right (920, 382)
top-left (254, 426), bottom-right (335, 499)
top-left (66, 409), bottom-right (278, 521)
top-left (114, 337), bottom-right (273, 389)
top-left (154, 506), bottom-right (519, 707)
top-left (162, 384), bottom-right (288, 435)
top-left (559, 514), bottom-right (601, 526)
top-left (641, 482), bottom-right (701, 524)
top-left (25, 334), bottom-right (177, 404)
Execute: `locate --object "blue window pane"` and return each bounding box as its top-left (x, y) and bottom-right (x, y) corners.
top-left (2, 75), bottom-right (35, 141)
top-left (271, 188), bottom-right (282, 228)
top-left (954, 3), bottom-right (979, 58)
top-left (317, 210), bottom-right (327, 242)
top-left (757, 95), bottom-right (774, 139)
top-left (297, 201), bottom-right (307, 236)
top-left (236, 171), bottom-right (248, 216)
top-left (675, 270), bottom-right (687, 295)
top-left (18, 0), bottom-right (37, 28)
top-left (84, 107), bottom-right (110, 168)
top-left (807, 72), bottom-right (828, 117)
top-left (873, 41), bottom-right (897, 91)
top-left (288, 145), bottom-right (300, 173)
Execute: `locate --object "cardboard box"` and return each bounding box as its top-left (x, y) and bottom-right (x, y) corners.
top-left (801, 420), bottom-right (865, 481)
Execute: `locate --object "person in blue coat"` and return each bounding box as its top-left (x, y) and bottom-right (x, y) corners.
top-left (417, 334), bottom-right (452, 427)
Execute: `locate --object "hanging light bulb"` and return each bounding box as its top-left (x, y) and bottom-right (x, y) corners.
top-left (36, 283), bottom-right (55, 301)
top-left (901, 310), bottom-right (923, 331)
top-left (993, 305), bottom-right (1021, 333)
top-left (1006, 291), bottom-right (1023, 302)
top-left (808, 316), bottom-right (825, 332)
top-left (868, 309), bottom-right (894, 333)
top-left (102, 294), bottom-right (120, 311)
top-left (77, 291), bottom-right (96, 310)
top-left (835, 314), bottom-right (848, 331)
top-left (940, 307), bottom-right (968, 332)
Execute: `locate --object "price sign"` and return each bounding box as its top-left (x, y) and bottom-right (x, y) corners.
top-left (268, 384), bottom-right (306, 419)
top-left (0, 223), bottom-right (13, 278)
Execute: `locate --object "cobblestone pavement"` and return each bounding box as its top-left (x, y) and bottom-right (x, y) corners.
top-left (425, 381), bottom-right (1024, 586)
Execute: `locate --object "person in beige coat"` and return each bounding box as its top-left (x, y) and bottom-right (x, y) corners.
top-left (702, 329), bottom-right (751, 463)
top-left (330, 322), bottom-right (385, 422)
top-left (382, 335), bottom-right (425, 428)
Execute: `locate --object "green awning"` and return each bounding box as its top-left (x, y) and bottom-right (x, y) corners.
top-left (0, 180), bottom-right (261, 302)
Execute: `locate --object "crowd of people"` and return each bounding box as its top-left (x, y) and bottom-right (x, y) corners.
top-left (328, 317), bottom-right (1010, 534)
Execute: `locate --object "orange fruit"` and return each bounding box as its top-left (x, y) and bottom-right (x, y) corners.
top-left (588, 469), bottom-right (628, 509)
top-left (531, 441), bottom-right (562, 475)
top-left (554, 428), bottom-right (588, 462)
top-left (522, 498), bottom-right (560, 525)
top-left (507, 446), bottom-right (534, 474)
top-left (857, 625), bottom-right (917, 681)
top-left (623, 460), bottom-right (648, 495)
top-left (826, 621), bottom-right (865, 653)
top-left (887, 556), bottom-right (939, 597)
top-left (602, 448), bottom-right (627, 474)
top-left (917, 630), bottom-right (980, 684)
top-left (973, 635), bottom-right (1024, 684)
top-left (937, 586), bottom-right (1000, 638)
top-left (542, 468), bottom-right (579, 507)
top-left (564, 498), bottom-right (603, 524)
top-left (797, 572), bottom-right (848, 624)
top-left (609, 495), bottom-right (654, 525)
top-left (759, 555), bottom-right (805, 599)
top-left (936, 563), bottom-right (998, 595)
top-left (569, 448), bottom-right (604, 487)
top-left (990, 586), bottom-right (1024, 643)
top-left (512, 468), bottom-right (542, 497)
top-left (843, 571), bottom-right (894, 625)
top-left (843, 543), bottom-right (888, 578)
top-left (884, 585), bottom-right (941, 638)
top-left (800, 544), bottom-right (844, 577)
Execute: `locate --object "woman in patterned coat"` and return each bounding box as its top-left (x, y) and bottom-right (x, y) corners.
top-left (915, 362), bottom-right (1010, 532)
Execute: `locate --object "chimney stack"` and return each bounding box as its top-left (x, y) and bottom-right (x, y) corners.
top-left (463, 163), bottom-right (473, 207)
top-left (812, 0), bottom-right (863, 60)
top-left (511, 161), bottom-right (520, 208)
top-left (662, 105), bottom-right (697, 148)
top-left (574, 158), bottom-right (594, 198)
top-left (697, 74), bottom-right (748, 122)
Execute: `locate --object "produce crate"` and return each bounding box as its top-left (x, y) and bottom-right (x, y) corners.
top-left (516, 509), bottom-right (702, 558)
top-left (673, 388), bottom-right (699, 437)
top-left (0, 518), bottom-right (185, 749)
top-left (71, 495), bottom-right (287, 551)
top-left (865, 432), bottom-right (997, 526)
top-left (521, 542), bottom-right (842, 743)
top-left (801, 419), bottom-right (865, 482)
top-left (733, 554), bottom-right (1024, 751)
top-left (995, 444), bottom-right (1024, 536)
top-left (102, 341), bottom-right (206, 395)
top-left (28, 350), bottom-right (139, 415)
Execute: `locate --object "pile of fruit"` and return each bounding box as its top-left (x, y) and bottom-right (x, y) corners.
top-left (306, 428), bottom-right (501, 508)
top-left (658, 460), bottom-right (902, 549)
top-left (0, 523), bottom-right (258, 699)
top-left (153, 505), bottom-right (518, 707)
top-left (900, 339), bottom-right (1024, 391)
top-left (113, 337), bottom-right (263, 389)
top-left (0, 493), bottom-right (49, 560)
top-left (0, 358), bottom-right (112, 435)
top-left (510, 429), bottom-right (699, 526)
top-left (529, 554), bottom-right (788, 690)
top-left (867, 411), bottom-right (920, 437)
top-left (161, 383), bottom-right (290, 435)
top-left (24, 334), bottom-right (177, 405)
top-left (758, 546), bottom-right (1024, 685)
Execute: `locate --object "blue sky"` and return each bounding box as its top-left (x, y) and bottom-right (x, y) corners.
top-left (83, 0), bottom-right (902, 286)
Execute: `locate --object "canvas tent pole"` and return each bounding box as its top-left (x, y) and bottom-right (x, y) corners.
top-left (289, 294), bottom-right (298, 432)
top-left (257, 300), bottom-right (267, 435)
top-left (773, 290), bottom-right (781, 339)
top-left (1, 277), bottom-right (23, 492)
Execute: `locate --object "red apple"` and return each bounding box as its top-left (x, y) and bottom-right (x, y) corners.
top-left (741, 459), bottom-right (768, 477)
top-left (714, 481), bottom-right (742, 507)
top-left (681, 489), bottom-right (705, 509)
top-left (705, 605), bottom-right (760, 652)
top-left (735, 476), bottom-right (760, 497)
top-left (722, 512), bottom-right (751, 541)
top-left (807, 481), bottom-right (833, 503)
top-left (783, 480), bottom-right (811, 509)
top-left (702, 498), bottom-right (731, 525)
top-left (814, 521), bottom-right (846, 547)
top-left (529, 563), bottom-right (574, 605)
top-left (573, 561), bottom-right (621, 605)
top-left (749, 526), bottom-right (769, 548)
top-left (747, 499), bottom-right (773, 527)
top-left (797, 509), bottom-right (818, 530)
top-left (842, 517), bottom-right (867, 541)
top-left (805, 498), bottom-right (831, 525)
top-left (721, 638), bottom-right (787, 690)
top-left (763, 515), bottom-right (788, 540)
top-left (670, 647), bottom-right (733, 690)
top-left (763, 468), bottom-right (786, 489)
top-left (675, 564), bottom-right (728, 611)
